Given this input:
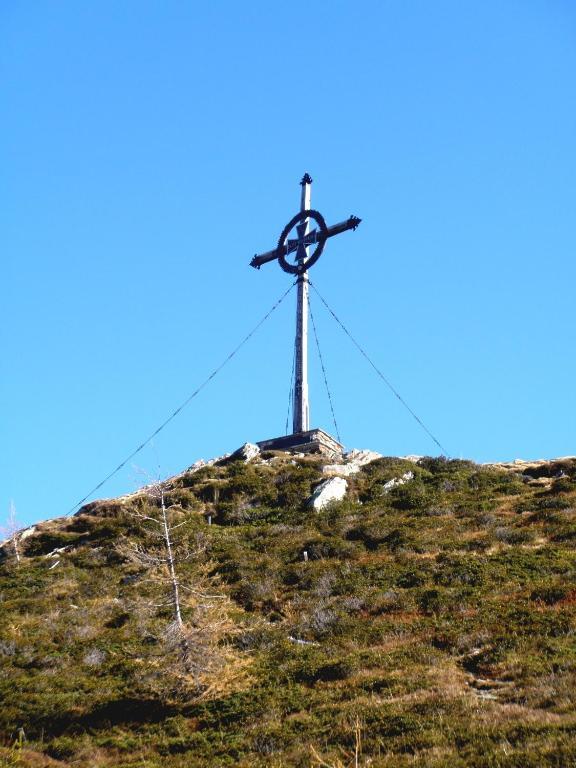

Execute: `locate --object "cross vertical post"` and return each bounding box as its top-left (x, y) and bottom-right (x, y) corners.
top-left (293, 173), bottom-right (312, 433)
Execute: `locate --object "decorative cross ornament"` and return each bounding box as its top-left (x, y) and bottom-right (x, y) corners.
top-left (250, 174), bottom-right (361, 435)
top-left (276, 209), bottom-right (328, 274)
top-left (251, 174), bottom-right (361, 274)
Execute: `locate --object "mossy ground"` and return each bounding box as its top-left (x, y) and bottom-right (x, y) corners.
top-left (1, 454), bottom-right (575, 767)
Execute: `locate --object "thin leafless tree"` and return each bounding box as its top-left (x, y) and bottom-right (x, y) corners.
top-left (1, 501), bottom-right (21, 565)
top-left (123, 472), bottom-right (231, 689)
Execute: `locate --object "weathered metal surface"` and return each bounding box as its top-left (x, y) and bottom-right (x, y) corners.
top-left (250, 174), bottom-right (361, 441)
top-left (250, 215), bottom-right (362, 270)
top-left (277, 209), bottom-right (327, 275)
top-left (293, 175), bottom-right (311, 434)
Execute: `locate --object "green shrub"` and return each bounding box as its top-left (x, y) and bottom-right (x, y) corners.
top-left (389, 481), bottom-right (435, 512)
top-left (290, 649), bottom-right (356, 684)
top-left (23, 531), bottom-right (83, 556)
top-left (434, 554), bottom-right (486, 587)
top-left (346, 522), bottom-right (416, 552)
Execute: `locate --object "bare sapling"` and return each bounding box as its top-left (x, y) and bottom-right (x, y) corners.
top-left (1, 501), bottom-right (21, 565)
top-left (124, 471), bottom-right (232, 690)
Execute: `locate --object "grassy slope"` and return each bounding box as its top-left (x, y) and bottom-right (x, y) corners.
top-left (0, 453), bottom-right (575, 767)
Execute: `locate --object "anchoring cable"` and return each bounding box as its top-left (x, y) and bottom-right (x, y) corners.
top-left (308, 280), bottom-right (448, 456)
top-left (285, 339), bottom-right (296, 435)
top-left (68, 281), bottom-right (298, 514)
top-left (308, 294), bottom-right (342, 444)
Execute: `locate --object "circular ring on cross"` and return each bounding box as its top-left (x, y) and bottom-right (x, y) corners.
top-left (277, 209), bottom-right (328, 275)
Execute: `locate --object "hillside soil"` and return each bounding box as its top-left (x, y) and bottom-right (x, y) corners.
top-left (1, 452), bottom-right (575, 767)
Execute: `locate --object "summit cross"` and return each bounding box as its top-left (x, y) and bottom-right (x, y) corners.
top-left (251, 174), bottom-right (361, 436)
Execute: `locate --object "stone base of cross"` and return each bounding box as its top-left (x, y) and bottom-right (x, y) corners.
top-left (256, 427), bottom-right (343, 459)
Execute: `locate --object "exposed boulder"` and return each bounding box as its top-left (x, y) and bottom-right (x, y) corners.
top-left (308, 477), bottom-right (348, 510)
top-left (401, 455), bottom-right (423, 464)
top-left (323, 448), bottom-right (382, 477)
top-left (381, 471), bottom-right (414, 493)
top-left (187, 452), bottom-right (231, 472)
top-left (230, 443), bottom-right (261, 462)
top-left (187, 458), bottom-right (211, 472)
top-left (217, 443), bottom-right (260, 466)
top-left (486, 457), bottom-right (576, 477)
top-left (19, 526), bottom-right (37, 541)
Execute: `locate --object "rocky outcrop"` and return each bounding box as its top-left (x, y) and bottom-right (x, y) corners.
top-left (485, 457), bottom-right (576, 474)
top-left (307, 477), bottom-right (348, 510)
top-left (229, 443), bottom-right (261, 462)
top-left (322, 449), bottom-right (382, 477)
top-left (381, 470), bottom-right (414, 493)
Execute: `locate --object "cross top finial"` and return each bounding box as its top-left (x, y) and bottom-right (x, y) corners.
top-left (300, 173), bottom-right (313, 186)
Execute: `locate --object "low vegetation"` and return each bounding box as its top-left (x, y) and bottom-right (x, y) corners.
top-left (1, 452), bottom-right (575, 766)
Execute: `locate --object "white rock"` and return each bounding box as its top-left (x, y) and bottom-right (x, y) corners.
top-left (323, 448), bottom-right (382, 476)
top-left (382, 471), bottom-right (414, 493)
top-left (346, 449), bottom-right (382, 465)
top-left (308, 477), bottom-right (348, 510)
top-left (188, 459), bottom-right (209, 471)
top-left (230, 442), bottom-right (261, 462)
top-left (288, 635), bottom-right (319, 646)
top-left (186, 453), bottom-right (230, 473)
top-left (19, 526), bottom-right (37, 541)
top-left (44, 547), bottom-right (69, 558)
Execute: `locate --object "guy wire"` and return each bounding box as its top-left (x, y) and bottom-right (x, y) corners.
top-left (308, 280), bottom-right (448, 456)
top-left (308, 293), bottom-right (342, 444)
top-left (68, 281), bottom-right (297, 514)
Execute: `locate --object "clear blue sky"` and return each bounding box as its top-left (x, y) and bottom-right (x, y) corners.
top-left (2, 2), bottom-right (575, 527)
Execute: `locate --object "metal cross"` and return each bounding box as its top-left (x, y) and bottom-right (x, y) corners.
top-left (295, 222), bottom-right (309, 262)
top-left (250, 174), bottom-right (361, 435)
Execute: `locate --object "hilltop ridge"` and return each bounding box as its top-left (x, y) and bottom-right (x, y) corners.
top-left (1, 448), bottom-right (575, 767)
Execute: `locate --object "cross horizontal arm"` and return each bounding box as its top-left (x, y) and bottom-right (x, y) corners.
top-left (324, 214), bottom-right (362, 239)
top-left (250, 247), bottom-right (284, 269)
top-left (250, 215), bottom-right (362, 269)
